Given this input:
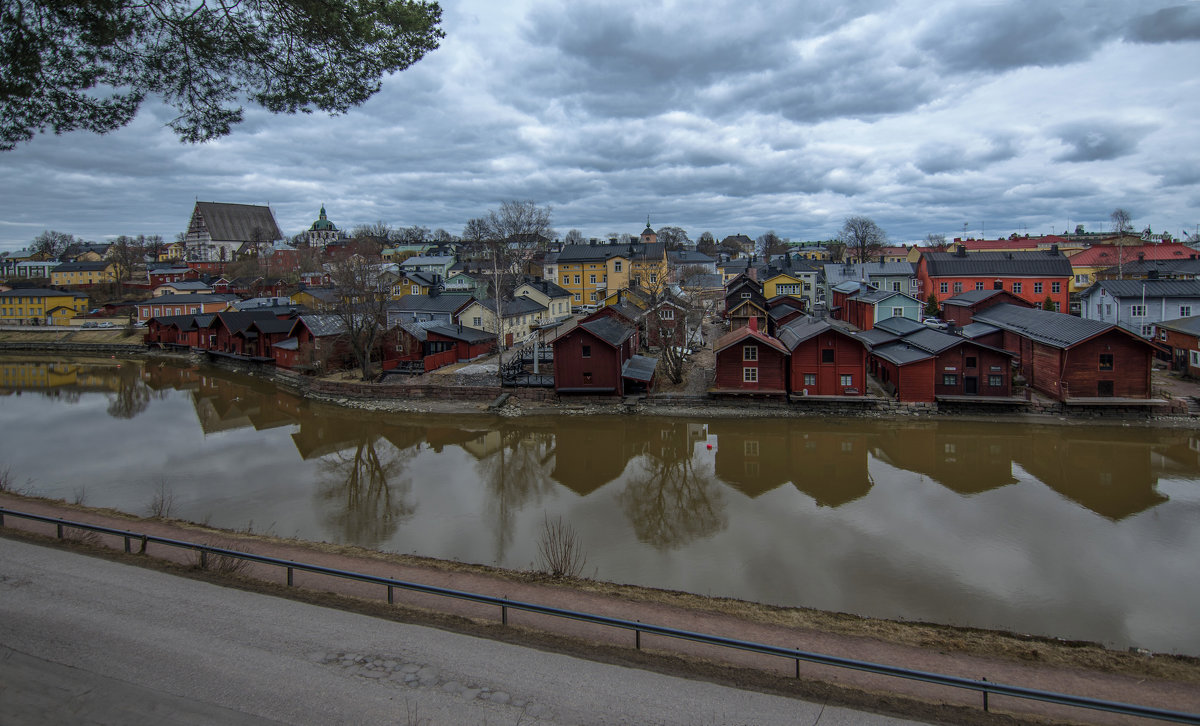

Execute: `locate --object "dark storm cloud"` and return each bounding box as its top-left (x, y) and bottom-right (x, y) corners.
top-left (1051, 121), bottom-right (1153, 163)
top-left (916, 2), bottom-right (1106, 72)
top-left (1126, 5), bottom-right (1200, 43)
top-left (915, 136), bottom-right (1019, 174)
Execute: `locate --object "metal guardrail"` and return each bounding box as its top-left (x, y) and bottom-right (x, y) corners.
top-left (2, 506), bottom-right (1198, 724)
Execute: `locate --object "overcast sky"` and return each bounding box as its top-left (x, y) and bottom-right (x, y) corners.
top-left (2, 0), bottom-right (1199, 252)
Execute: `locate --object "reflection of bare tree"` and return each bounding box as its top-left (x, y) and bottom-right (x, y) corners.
top-left (475, 429), bottom-right (556, 561)
top-left (317, 436), bottom-right (416, 548)
top-left (106, 365), bottom-right (159, 419)
top-left (619, 443), bottom-right (727, 550)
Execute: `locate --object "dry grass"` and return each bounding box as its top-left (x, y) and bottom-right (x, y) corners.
top-left (146, 481), bottom-right (175, 519)
top-left (190, 543), bottom-right (251, 575)
top-left (535, 514), bottom-right (587, 579)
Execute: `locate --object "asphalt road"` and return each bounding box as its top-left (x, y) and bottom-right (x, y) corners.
top-left (0, 537), bottom-right (926, 725)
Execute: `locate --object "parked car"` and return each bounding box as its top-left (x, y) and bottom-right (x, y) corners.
top-left (81, 321), bottom-right (98, 328)
top-left (98, 322), bottom-right (116, 328)
top-left (923, 317), bottom-right (949, 330)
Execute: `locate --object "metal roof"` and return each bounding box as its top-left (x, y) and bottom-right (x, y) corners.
top-left (902, 327), bottom-right (962, 354)
top-left (296, 314), bottom-right (347, 338)
top-left (873, 316), bottom-right (926, 336)
top-left (972, 303), bottom-right (1115, 348)
top-left (1081, 279), bottom-right (1200, 300)
top-left (922, 251), bottom-right (1073, 277)
top-left (0, 288), bottom-right (88, 299)
top-left (776, 316), bottom-right (861, 351)
top-left (389, 293), bottom-right (475, 314)
top-left (959, 321), bottom-right (1001, 339)
top-left (622, 355), bottom-right (658, 382)
top-left (1156, 316), bottom-right (1200, 336)
top-left (870, 341), bottom-right (933, 366)
top-left (713, 326), bottom-right (790, 356)
top-left (426, 323), bottom-right (495, 344)
top-left (942, 290), bottom-right (1005, 307)
top-left (578, 317), bottom-right (635, 347)
top-left (854, 328), bottom-right (900, 347)
top-left (556, 241), bottom-right (665, 263)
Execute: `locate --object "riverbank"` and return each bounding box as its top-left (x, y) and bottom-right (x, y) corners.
top-left (1, 489), bottom-right (1197, 726)
top-left (5, 329), bottom-right (1200, 426)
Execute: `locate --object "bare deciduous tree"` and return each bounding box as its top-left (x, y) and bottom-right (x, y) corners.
top-left (1111, 208), bottom-right (1133, 236)
top-left (696, 231), bottom-right (717, 255)
top-left (837, 216), bottom-right (886, 264)
top-left (327, 254), bottom-right (392, 380)
top-left (656, 226), bottom-right (691, 251)
top-left (30, 229), bottom-right (75, 260)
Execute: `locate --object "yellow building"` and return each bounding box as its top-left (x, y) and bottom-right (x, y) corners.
top-left (555, 227), bottom-right (668, 310)
top-left (50, 261), bottom-right (116, 287)
top-left (0, 288), bottom-right (89, 326)
top-left (160, 241), bottom-right (186, 262)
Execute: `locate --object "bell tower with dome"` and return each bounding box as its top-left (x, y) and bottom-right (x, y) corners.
top-left (306, 205), bottom-right (342, 248)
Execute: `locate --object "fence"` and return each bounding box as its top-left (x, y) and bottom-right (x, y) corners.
top-left (2, 506), bottom-right (1197, 725)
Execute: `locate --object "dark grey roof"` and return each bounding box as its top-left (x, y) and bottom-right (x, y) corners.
top-left (195, 202), bottom-right (283, 242)
top-left (273, 337), bottom-right (299, 351)
top-left (389, 293), bottom-right (475, 314)
top-left (622, 355), bottom-right (658, 382)
top-left (606, 300), bottom-right (645, 322)
top-left (942, 290), bottom-right (1005, 307)
top-left (822, 261), bottom-right (915, 283)
top-left (53, 261), bottom-right (111, 272)
top-left (972, 303), bottom-right (1115, 348)
top-left (400, 271), bottom-right (440, 287)
top-left (1157, 316), bottom-right (1200, 336)
top-left (1083, 279), bottom-right (1200, 299)
top-left (777, 316), bottom-right (860, 350)
top-left (296, 314), bottom-right (347, 337)
top-left (578, 317), bottom-right (635, 347)
top-left (1094, 259), bottom-right (1200, 276)
top-left (426, 323), bottom-right (495, 344)
top-left (902, 327), bottom-right (962, 354)
top-left (923, 251), bottom-right (1073, 277)
top-left (0, 288), bottom-right (88, 299)
top-left (518, 279), bottom-right (571, 298)
top-left (681, 273), bottom-right (724, 289)
top-left (851, 288), bottom-right (919, 305)
top-left (873, 316), bottom-right (926, 335)
top-left (209, 310), bottom-right (278, 334)
top-left (668, 250), bottom-right (716, 265)
top-left (556, 241), bottom-right (665, 263)
top-left (871, 341), bottom-right (934, 366)
top-left (247, 317), bottom-right (295, 335)
top-left (855, 328), bottom-right (901, 347)
top-left (959, 321), bottom-right (1001, 339)
top-left (474, 296), bottom-right (547, 318)
top-left (399, 321), bottom-right (430, 342)
top-left (146, 314), bottom-right (195, 327)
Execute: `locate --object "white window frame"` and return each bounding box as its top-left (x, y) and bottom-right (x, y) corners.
top-left (743, 366), bottom-right (758, 382)
top-left (1131, 304), bottom-right (1146, 318)
top-left (743, 345), bottom-right (757, 361)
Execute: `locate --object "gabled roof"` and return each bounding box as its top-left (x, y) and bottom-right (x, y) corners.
top-left (207, 310), bottom-right (278, 335)
top-left (472, 296), bottom-right (547, 318)
top-left (922, 251), bottom-right (1073, 277)
top-left (681, 273), bottom-right (724, 290)
top-left (577, 317), bottom-right (635, 347)
top-left (777, 316), bottom-right (862, 351)
top-left (942, 289), bottom-right (1008, 307)
top-left (972, 303), bottom-right (1118, 348)
top-left (400, 255), bottom-right (455, 267)
top-left (389, 293), bottom-right (475, 314)
top-left (668, 250), bottom-right (716, 265)
top-left (901, 327), bottom-right (962, 355)
top-left (822, 261), bottom-right (915, 283)
top-left (849, 288), bottom-right (920, 305)
top-left (146, 313), bottom-right (195, 328)
top-left (713, 325), bottom-right (790, 356)
top-left (398, 271), bottom-right (440, 287)
top-left (516, 279), bottom-right (571, 298)
top-left (425, 323), bottom-right (495, 344)
top-left (854, 327), bottom-right (901, 347)
top-left (156, 280), bottom-right (212, 291)
top-left (871, 341), bottom-right (934, 366)
top-left (873, 316), bottom-right (926, 336)
top-left (1081, 279), bottom-right (1200, 300)
top-left (246, 317), bottom-right (296, 335)
top-left (293, 314), bottom-right (348, 338)
top-left (194, 202), bottom-right (283, 242)
top-left (832, 280), bottom-right (871, 294)
top-left (137, 293), bottom-right (237, 306)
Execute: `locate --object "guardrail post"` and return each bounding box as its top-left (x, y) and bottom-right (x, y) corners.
top-left (796, 647), bottom-right (801, 678)
top-left (982, 677), bottom-right (989, 712)
top-left (139, 535), bottom-right (147, 554)
top-left (387, 585), bottom-right (394, 604)
top-left (0, 510), bottom-right (5, 526)
top-left (124, 536), bottom-right (130, 553)
top-left (199, 549), bottom-right (207, 569)
top-left (636, 621), bottom-right (641, 650)
top-left (502, 597), bottom-right (508, 626)
top-left (287, 566), bottom-right (293, 587)
top-left (56, 523), bottom-right (63, 539)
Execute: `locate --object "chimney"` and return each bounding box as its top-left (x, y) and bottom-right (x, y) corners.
top-left (747, 266), bottom-right (757, 281)
top-left (748, 316), bottom-right (758, 332)
top-left (1050, 244), bottom-right (1059, 255)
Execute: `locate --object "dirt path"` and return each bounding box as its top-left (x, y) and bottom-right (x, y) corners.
top-left (2, 492), bottom-right (1197, 726)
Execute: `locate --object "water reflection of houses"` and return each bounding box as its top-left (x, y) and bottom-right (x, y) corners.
top-left (1013, 432), bottom-right (1166, 520)
top-left (709, 419), bottom-right (873, 506)
top-left (1150, 431), bottom-right (1200, 479)
top-left (0, 359), bottom-right (126, 393)
top-left (871, 424), bottom-right (1020, 495)
top-left (549, 423), bottom-right (650, 495)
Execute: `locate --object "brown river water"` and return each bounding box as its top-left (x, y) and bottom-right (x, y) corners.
top-left (2, 355), bottom-right (1199, 654)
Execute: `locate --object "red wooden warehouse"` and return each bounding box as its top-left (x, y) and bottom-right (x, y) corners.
top-left (712, 320), bottom-right (789, 396)
top-left (777, 316), bottom-right (868, 396)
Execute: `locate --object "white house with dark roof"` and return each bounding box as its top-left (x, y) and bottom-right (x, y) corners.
top-left (1079, 279), bottom-right (1200, 338)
